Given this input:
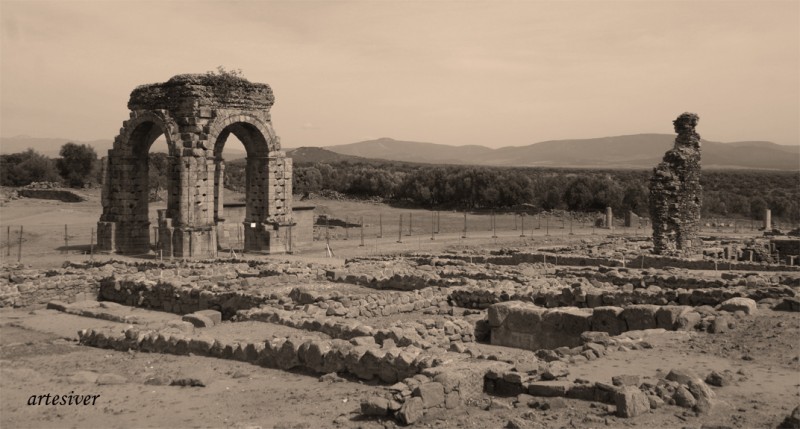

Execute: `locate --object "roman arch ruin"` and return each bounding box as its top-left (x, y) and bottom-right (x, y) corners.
top-left (97, 74), bottom-right (293, 258)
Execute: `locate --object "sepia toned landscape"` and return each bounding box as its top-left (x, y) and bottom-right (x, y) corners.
top-left (2, 1), bottom-right (799, 429)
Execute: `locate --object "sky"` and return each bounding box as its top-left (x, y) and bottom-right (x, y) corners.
top-left (1, 0), bottom-right (798, 149)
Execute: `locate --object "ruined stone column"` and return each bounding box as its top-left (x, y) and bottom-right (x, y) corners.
top-left (764, 209), bottom-right (772, 230)
top-left (606, 207), bottom-right (613, 230)
top-left (649, 113), bottom-right (703, 256)
top-left (214, 159), bottom-right (225, 222)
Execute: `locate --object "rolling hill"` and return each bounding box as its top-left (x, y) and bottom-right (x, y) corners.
top-left (3, 133), bottom-right (798, 170)
top-left (326, 136), bottom-right (800, 170)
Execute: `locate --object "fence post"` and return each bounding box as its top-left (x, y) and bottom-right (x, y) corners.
top-left (359, 217), bottom-right (364, 247)
top-left (462, 211), bottom-right (467, 238)
top-left (431, 211), bottom-right (435, 241)
top-left (90, 227), bottom-right (95, 260)
top-left (325, 216), bottom-right (330, 244)
top-left (546, 215), bottom-right (550, 236)
top-left (520, 214), bottom-right (525, 237)
top-left (397, 215), bottom-right (403, 243)
top-left (17, 226), bottom-right (23, 263)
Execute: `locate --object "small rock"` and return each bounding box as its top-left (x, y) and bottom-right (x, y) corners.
top-left (506, 417), bottom-right (530, 429)
top-left (319, 372), bottom-right (345, 383)
top-left (96, 373), bottom-right (127, 385)
top-left (615, 386), bottom-right (650, 418)
top-left (170, 378), bottom-right (205, 387)
top-left (665, 368), bottom-right (702, 385)
top-left (397, 397), bottom-right (424, 425)
top-left (360, 396), bottom-right (390, 416)
top-left (144, 376), bottom-right (172, 385)
top-left (778, 405), bottom-right (800, 428)
top-left (705, 371), bottom-right (733, 387)
top-left (612, 375), bottom-right (640, 387)
top-left (181, 314), bottom-right (214, 328)
top-left (68, 371), bottom-right (99, 384)
top-left (719, 298), bottom-right (757, 315)
top-left (673, 386), bottom-right (696, 408)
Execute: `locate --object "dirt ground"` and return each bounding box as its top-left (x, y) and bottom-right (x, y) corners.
top-left (1, 308), bottom-right (798, 429)
top-left (2, 189), bottom-right (799, 428)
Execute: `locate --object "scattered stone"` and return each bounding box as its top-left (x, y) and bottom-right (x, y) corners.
top-left (170, 378), bottom-right (205, 387)
top-left (612, 375), bottom-right (640, 387)
top-left (96, 373), bottom-right (127, 385)
top-left (665, 368), bottom-right (702, 385)
top-left (144, 376), bottom-right (172, 385)
top-left (778, 405), bottom-right (800, 428)
top-left (614, 386), bottom-right (651, 418)
top-left (719, 298), bottom-right (757, 315)
top-left (705, 371), bottom-right (733, 387)
top-left (397, 397), bottom-right (424, 425)
top-left (319, 372), bottom-right (345, 383)
top-left (360, 396), bottom-right (390, 416)
top-left (194, 309), bottom-right (223, 325)
top-left (541, 361), bottom-right (569, 380)
top-left (414, 382), bottom-right (445, 408)
top-left (673, 386), bottom-right (696, 408)
top-left (505, 417), bottom-right (530, 429)
top-left (181, 313), bottom-right (214, 328)
top-left (68, 371), bottom-right (99, 384)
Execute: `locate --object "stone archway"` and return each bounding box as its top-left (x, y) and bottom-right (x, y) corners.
top-left (97, 74), bottom-right (293, 258)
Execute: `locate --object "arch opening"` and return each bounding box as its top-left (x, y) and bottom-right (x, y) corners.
top-left (125, 121), bottom-right (177, 253)
top-left (212, 122), bottom-right (271, 252)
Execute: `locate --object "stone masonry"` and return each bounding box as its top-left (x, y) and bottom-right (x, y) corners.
top-left (97, 73), bottom-right (293, 258)
top-left (649, 113), bottom-right (702, 255)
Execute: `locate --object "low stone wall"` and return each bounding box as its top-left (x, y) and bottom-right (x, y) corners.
top-left (0, 264), bottom-right (112, 308)
top-left (237, 305), bottom-right (475, 350)
top-left (288, 286), bottom-right (452, 318)
top-left (99, 277), bottom-right (272, 319)
top-left (450, 282), bottom-right (795, 310)
top-left (487, 300), bottom-right (740, 351)
top-left (439, 252), bottom-right (800, 272)
top-left (78, 326), bottom-right (432, 384)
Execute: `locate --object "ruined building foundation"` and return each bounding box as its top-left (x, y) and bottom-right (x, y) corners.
top-left (97, 74), bottom-right (293, 258)
top-left (649, 113), bottom-right (703, 256)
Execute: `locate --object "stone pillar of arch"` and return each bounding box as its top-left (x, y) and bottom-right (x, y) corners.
top-left (97, 73), bottom-right (294, 258)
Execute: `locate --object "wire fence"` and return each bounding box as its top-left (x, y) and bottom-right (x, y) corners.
top-left (0, 211), bottom-right (795, 264)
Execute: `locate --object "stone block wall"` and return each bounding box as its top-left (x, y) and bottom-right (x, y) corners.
top-left (650, 113), bottom-right (703, 256)
top-left (98, 74), bottom-right (294, 258)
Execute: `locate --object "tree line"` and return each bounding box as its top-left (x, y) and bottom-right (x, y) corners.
top-left (3, 147), bottom-right (798, 223)
top-left (288, 160), bottom-right (799, 223)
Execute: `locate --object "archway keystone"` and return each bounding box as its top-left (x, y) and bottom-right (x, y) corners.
top-left (97, 74), bottom-right (294, 258)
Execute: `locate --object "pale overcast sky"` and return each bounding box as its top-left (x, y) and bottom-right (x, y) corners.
top-left (1, 0), bottom-right (798, 148)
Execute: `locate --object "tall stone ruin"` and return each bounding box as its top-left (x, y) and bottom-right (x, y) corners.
top-left (649, 112), bottom-right (702, 255)
top-left (97, 73), bottom-right (293, 258)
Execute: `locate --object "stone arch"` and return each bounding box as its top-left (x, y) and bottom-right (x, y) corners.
top-left (207, 113), bottom-right (279, 157)
top-left (98, 74), bottom-right (293, 258)
top-left (113, 110), bottom-right (180, 157)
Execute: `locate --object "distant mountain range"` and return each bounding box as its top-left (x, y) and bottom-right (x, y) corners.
top-left (3, 134), bottom-right (798, 170)
top-left (323, 135), bottom-right (800, 170)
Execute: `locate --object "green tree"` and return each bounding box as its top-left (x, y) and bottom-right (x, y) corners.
top-left (57, 143), bottom-right (97, 187)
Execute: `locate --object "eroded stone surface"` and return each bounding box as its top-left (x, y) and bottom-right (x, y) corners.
top-left (650, 112), bottom-right (702, 256)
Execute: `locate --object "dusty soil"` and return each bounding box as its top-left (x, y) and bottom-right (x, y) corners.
top-left (2, 188), bottom-right (799, 429)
